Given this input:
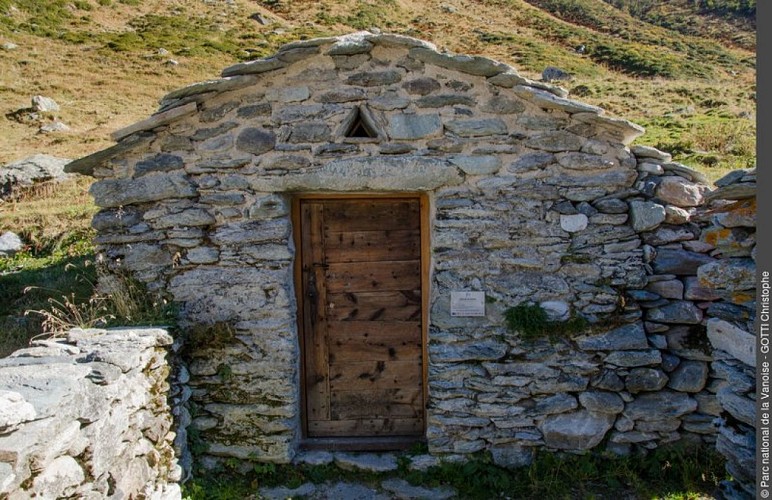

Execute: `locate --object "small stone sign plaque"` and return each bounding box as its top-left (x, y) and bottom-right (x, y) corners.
top-left (450, 291), bottom-right (485, 317)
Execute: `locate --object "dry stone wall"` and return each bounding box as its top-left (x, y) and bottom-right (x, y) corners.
top-left (0, 328), bottom-right (181, 499)
top-left (62, 31), bottom-right (755, 485)
top-left (703, 172), bottom-right (756, 499)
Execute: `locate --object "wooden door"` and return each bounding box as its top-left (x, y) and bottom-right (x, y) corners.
top-left (298, 197), bottom-right (425, 439)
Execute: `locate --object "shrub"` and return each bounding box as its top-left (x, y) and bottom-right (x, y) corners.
top-left (504, 302), bottom-right (588, 341)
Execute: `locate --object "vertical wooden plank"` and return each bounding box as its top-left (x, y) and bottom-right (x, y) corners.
top-left (419, 194), bottom-right (430, 434)
top-left (301, 201), bottom-right (330, 426)
top-left (291, 197), bottom-right (308, 436)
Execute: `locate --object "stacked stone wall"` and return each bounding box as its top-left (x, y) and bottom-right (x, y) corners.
top-left (0, 328), bottom-right (181, 499)
top-left (61, 32), bottom-right (755, 485)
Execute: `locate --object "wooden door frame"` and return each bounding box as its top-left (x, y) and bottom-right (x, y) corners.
top-left (291, 192), bottom-right (430, 450)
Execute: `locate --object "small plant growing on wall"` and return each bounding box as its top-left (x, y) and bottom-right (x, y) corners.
top-left (504, 302), bottom-right (588, 342)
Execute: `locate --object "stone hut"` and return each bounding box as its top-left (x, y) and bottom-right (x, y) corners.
top-left (67, 32), bottom-right (750, 473)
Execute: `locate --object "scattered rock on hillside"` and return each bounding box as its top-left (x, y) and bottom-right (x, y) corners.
top-left (0, 154), bottom-right (73, 199)
top-left (249, 12), bottom-right (269, 24)
top-left (39, 121), bottom-right (70, 134)
top-left (542, 66), bottom-right (572, 82)
top-left (0, 231), bottom-right (23, 257)
top-left (2, 42), bottom-right (17, 51)
top-left (31, 95), bottom-right (60, 113)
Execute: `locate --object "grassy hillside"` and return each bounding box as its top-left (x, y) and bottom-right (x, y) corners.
top-left (0, 0), bottom-right (757, 354)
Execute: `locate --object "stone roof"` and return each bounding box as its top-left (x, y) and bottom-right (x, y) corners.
top-left (66, 31), bottom-right (644, 176)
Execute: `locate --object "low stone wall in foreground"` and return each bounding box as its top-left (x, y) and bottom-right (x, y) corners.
top-left (0, 328), bottom-right (181, 499)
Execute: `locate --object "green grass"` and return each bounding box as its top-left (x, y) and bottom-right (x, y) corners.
top-left (0, 249), bottom-right (96, 356)
top-left (637, 113), bottom-right (756, 178)
top-left (181, 444), bottom-right (726, 499)
top-left (0, 178), bottom-right (174, 355)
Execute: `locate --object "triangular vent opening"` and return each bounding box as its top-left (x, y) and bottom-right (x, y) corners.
top-left (338, 105), bottom-right (384, 142)
top-left (345, 110), bottom-right (377, 138)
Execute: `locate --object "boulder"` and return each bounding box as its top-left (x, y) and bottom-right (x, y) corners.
top-left (0, 232), bottom-right (23, 257)
top-left (542, 66), bottom-right (572, 82)
top-left (31, 95), bottom-right (60, 112)
top-left (0, 154), bottom-right (72, 199)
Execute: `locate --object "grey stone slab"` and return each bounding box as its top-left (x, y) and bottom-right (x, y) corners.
top-left (508, 152), bottom-right (555, 173)
top-left (651, 248), bottom-right (715, 275)
top-left (402, 77), bottom-right (441, 95)
top-left (661, 162), bottom-right (709, 184)
top-left (388, 113), bottom-right (442, 140)
top-left (430, 340), bottom-right (507, 362)
top-left (540, 410), bottom-right (614, 450)
top-left (445, 118), bottom-right (507, 137)
top-left (525, 131), bottom-right (583, 152)
top-left (705, 182), bottom-right (756, 202)
top-left (556, 152), bottom-right (616, 170)
top-left (334, 453), bottom-right (398, 473)
top-left (575, 322), bottom-right (648, 351)
top-left (90, 173), bottom-right (196, 208)
top-left (646, 301), bottom-right (703, 324)
top-left (235, 127), bottom-right (276, 155)
top-left (381, 478), bottom-right (456, 499)
top-left (512, 85), bottom-right (602, 113)
top-left (416, 94), bottom-right (475, 108)
top-left (221, 58), bottom-right (286, 77)
top-left (629, 200), bottom-right (666, 232)
top-left (707, 318), bottom-right (755, 367)
top-left (66, 132), bottom-right (154, 176)
top-left (717, 387), bottom-right (754, 427)
top-left (534, 393), bottom-right (578, 415)
top-left (112, 102), bottom-right (198, 142)
top-left (449, 155), bottom-right (501, 175)
top-left (250, 156), bottom-right (461, 192)
top-left (316, 88), bottom-right (368, 103)
top-left (656, 176), bottom-right (706, 207)
top-left (697, 258), bottom-right (755, 292)
top-left (409, 47), bottom-right (511, 76)
top-left (604, 349), bottom-right (661, 367)
top-left (667, 360), bottom-right (708, 393)
top-left (623, 391), bottom-right (698, 420)
top-left (481, 95), bottom-right (526, 114)
top-left (645, 279), bottom-right (684, 300)
top-left (631, 145), bottom-right (672, 162)
top-left (625, 368), bottom-right (669, 393)
top-left (345, 70), bottom-right (402, 87)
